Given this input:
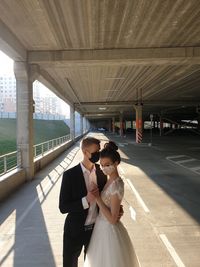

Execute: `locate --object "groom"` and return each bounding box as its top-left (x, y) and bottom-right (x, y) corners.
top-left (59, 137), bottom-right (107, 267)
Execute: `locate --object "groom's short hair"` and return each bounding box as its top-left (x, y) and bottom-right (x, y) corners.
top-left (81, 137), bottom-right (100, 150)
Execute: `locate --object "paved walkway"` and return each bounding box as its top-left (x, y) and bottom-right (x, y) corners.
top-left (0, 132), bottom-right (200, 267)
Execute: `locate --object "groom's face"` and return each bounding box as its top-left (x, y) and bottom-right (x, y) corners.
top-left (83, 143), bottom-right (100, 161)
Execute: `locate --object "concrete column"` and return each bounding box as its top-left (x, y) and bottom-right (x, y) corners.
top-left (86, 119), bottom-right (88, 131)
top-left (14, 62), bottom-right (34, 180)
top-left (124, 120), bottom-right (127, 136)
top-left (80, 115), bottom-right (84, 135)
top-left (135, 104), bottom-right (143, 143)
top-left (86, 119), bottom-right (90, 132)
top-left (70, 105), bottom-right (75, 141)
top-left (112, 117), bottom-right (115, 133)
top-left (108, 119), bottom-right (112, 132)
top-left (83, 117), bottom-right (86, 133)
top-left (119, 112), bottom-right (123, 137)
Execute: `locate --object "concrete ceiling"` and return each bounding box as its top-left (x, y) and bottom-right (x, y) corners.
top-left (0, 0), bottom-right (200, 121)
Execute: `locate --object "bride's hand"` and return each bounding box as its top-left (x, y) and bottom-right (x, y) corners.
top-left (89, 182), bottom-right (98, 191)
top-left (90, 187), bottom-right (100, 199)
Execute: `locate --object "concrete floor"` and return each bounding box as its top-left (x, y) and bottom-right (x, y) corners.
top-left (0, 132), bottom-right (200, 267)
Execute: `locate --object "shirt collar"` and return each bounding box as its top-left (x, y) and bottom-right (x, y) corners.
top-left (80, 162), bottom-right (96, 174)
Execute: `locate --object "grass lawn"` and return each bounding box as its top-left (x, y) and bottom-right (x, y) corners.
top-left (0, 118), bottom-right (70, 175)
top-left (0, 118), bottom-right (70, 155)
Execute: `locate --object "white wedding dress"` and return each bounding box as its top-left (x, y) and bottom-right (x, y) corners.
top-left (84, 177), bottom-right (139, 267)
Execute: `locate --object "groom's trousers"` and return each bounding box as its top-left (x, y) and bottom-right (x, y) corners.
top-left (63, 228), bottom-right (93, 267)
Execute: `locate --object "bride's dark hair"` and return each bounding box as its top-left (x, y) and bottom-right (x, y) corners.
top-left (100, 141), bottom-right (121, 163)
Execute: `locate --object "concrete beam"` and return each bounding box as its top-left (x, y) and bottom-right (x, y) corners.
top-left (29, 64), bottom-right (84, 114)
top-left (85, 112), bottom-right (120, 119)
top-left (29, 65), bottom-right (81, 114)
top-left (75, 100), bottom-right (200, 107)
top-left (0, 19), bottom-right (26, 61)
top-left (28, 47), bottom-right (200, 66)
top-left (37, 68), bottom-right (74, 106)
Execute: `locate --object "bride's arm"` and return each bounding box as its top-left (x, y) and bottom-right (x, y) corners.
top-left (96, 194), bottom-right (121, 225)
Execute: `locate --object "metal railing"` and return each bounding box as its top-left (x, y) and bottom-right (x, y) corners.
top-left (0, 134), bottom-right (71, 177)
top-left (34, 134), bottom-right (71, 158)
top-left (0, 150), bottom-right (21, 176)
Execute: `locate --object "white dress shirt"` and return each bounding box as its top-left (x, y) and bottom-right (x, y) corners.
top-left (80, 162), bottom-right (98, 225)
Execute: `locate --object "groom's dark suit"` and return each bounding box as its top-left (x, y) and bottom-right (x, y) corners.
top-left (59, 163), bottom-right (107, 267)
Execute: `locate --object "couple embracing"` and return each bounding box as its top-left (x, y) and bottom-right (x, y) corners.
top-left (59, 137), bottom-right (139, 267)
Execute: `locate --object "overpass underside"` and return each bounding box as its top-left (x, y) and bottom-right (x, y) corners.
top-left (0, 1), bottom-right (199, 186)
top-left (0, 2), bottom-right (200, 266)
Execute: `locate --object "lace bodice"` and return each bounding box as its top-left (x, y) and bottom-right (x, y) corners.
top-left (101, 177), bottom-right (124, 209)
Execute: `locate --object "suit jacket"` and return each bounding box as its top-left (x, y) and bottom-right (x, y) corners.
top-left (59, 163), bottom-right (107, 236)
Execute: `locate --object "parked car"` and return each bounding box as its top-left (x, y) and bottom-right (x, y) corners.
top-left (97, 127), bottom-right (107, 132)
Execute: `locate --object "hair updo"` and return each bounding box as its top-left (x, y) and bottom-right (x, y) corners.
top-left (100, 141), bottom-right (121, 164)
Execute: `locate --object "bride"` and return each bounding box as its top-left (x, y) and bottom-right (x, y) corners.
top-left (84, 141), bottom-right (139, 267)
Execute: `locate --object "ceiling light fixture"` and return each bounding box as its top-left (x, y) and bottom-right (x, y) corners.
top-left (99, 107), bottom-right (107, 110)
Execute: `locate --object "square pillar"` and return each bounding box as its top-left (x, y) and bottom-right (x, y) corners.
top-left (80, 114), bottom-right (84, 135)
top-left (14, 62), bottom-right (34, 180)
top-left (83, 117), bottom-right (86, 133)
top-left (112, 117), bottom-right (115, 133)
top-left (119, 112), bottom-right (123, 137)
top-left (135, 104), bottom-right (143, 143)
top-left (108, 119), bottom-right (112, 132)
top-left (70, 105), bottom-right (75, 141)
top-left (86, 119), bottom-right (90, 131)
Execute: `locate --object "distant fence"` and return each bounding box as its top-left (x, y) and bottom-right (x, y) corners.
top-left (0, 112), bottom-right (16, 119)
top-left (0, 112), bottom-right (67, 120)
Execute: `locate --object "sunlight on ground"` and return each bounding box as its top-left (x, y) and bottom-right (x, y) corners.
top-left (0, 210), bottom-right (16, 266)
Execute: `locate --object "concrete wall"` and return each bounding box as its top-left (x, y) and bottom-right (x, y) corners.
top-left (0, 168), bottom-right (26, 201)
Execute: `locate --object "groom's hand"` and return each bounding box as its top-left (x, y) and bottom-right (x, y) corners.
top-left (86, 191), bottom-right (96, 204)
top-left (90, 187), bottom-right (100, 199)
top-left (86, 183), bottom-right (99, 204)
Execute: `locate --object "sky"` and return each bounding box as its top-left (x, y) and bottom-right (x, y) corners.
top-left (0, 50), bottom-right (70, 117)
top-left (0, 51), bottom-right (14, 75)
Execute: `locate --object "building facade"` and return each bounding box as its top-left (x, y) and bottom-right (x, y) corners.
top-left (0, 77), bottom-right (64, 116)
